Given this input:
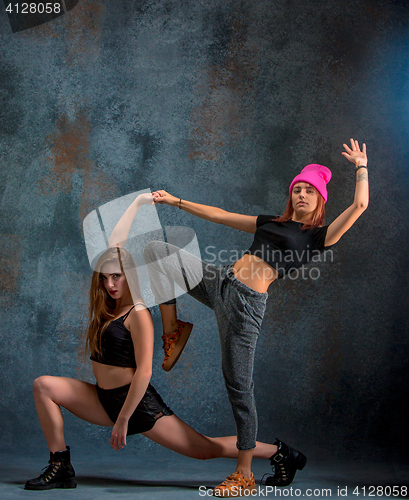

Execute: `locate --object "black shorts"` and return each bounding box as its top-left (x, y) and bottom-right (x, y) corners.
top-left (96, 383), bottom-right (174, 435)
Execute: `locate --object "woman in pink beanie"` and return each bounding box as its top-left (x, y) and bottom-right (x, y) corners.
top-left (144, 138), bottom-right (369, 496)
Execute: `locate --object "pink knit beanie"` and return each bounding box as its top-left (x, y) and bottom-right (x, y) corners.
top-left (289, 164), bottom-right (332, 203)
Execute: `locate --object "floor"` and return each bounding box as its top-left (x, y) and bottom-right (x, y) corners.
top-left (2, 449), bottom-right (408, 499)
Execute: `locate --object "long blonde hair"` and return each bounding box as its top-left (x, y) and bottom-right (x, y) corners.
top-left (85, 247), bottom-right (143, 358)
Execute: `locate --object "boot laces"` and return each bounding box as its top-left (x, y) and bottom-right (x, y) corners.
top-left (277, 462), bottom-right (288, 480)
top-left (39, 462), bottom-right (62, 482)
top-left (268, 463), bottom-right (288, 481)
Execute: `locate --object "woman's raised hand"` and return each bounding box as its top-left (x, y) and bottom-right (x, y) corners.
top-left (152, 190), bottom-right (179, 207)
top-left (342, 138), bottom-right (367, 167)
top-left (137, 193), bottom-right (155, 205)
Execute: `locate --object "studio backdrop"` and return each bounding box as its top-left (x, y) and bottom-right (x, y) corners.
top-left (0, 0), bottom-right (408, 467)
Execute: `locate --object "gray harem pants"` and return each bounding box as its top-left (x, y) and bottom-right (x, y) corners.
top-left (144, 241), bottom-right (268, 450)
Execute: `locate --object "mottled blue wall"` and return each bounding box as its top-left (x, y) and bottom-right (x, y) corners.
top-left (1, 0), bottom-right (408, 465)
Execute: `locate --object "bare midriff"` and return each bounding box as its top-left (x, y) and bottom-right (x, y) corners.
top-left (232, 253), bottom-right (278, 294)
top-left (92, 362), bottom-right (135, 390)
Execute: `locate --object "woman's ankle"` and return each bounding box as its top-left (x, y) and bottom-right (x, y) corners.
top-left (162, 319), bottom-right (180, 335)
top-left (159, 304), bottom-right (178, 334)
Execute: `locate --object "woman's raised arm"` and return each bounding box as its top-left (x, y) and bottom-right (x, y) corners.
top-left (325, 139), bottom-right (369, 246)
top-left (108, 193), bottom-right (154, 248)
top-left (153, 190), bottom-right (257, 234)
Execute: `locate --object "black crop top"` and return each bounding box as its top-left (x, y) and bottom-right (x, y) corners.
top-left (246, 215), bottom-right (330, 279)
top-left (90, 305), bottom-right (138, 368)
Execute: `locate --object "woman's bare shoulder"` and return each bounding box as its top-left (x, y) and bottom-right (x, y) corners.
top-left (125, 305), bottom-right (152, 331)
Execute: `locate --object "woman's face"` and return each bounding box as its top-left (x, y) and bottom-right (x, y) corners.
top-left (291, 182), bottom-right (318, 216)
top-left (100, 261), bottom-right (129, 300)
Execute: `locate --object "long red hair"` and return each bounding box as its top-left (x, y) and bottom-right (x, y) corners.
top-left (275, 185), bottom-right (325, 229)
top-left (85, 247), bottom-right (143, 358)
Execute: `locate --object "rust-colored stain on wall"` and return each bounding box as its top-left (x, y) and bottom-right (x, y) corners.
top-left (20, 1), bottom-right (108, 218)
top-left (189, 16), bottom-right (258, 161)
top-left (0, 234), bottom-right (22, 305)
top-left (40, 110), bottom-right (92, 195)
top-left (64, 0), bottom-right (105, 67)
top-left (20, 0), bottom-right (105, 67)
top-left (39, 109), bottom-right (117, 219)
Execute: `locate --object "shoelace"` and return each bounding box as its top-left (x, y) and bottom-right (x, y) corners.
top-left (39, 463), bottom-right (61, 482)
top-left (216, 473), bottom-right (252, 489)
top-left (277, 462), bottom-right (288, 480)
top-left (260, 463), bottom-right (288, 485)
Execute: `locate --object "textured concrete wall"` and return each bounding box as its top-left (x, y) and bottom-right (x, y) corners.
top-left (1, 0), bottom-right (408, 464)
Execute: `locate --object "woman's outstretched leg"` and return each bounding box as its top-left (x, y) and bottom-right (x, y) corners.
top-left (144, 241), bottom-right (207, 308)
top-left (144, 241), bottom-right (211, 371)
top-left (33, 375), bottom-right (113, 451)
top-left (26, 376), bottom-right (113, 491)
top-left (142, 413), bottom-right (277, 460)
top-left (144, 414), bottom-right (307, 493)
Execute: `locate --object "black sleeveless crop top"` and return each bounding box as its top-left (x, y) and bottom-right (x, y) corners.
top-left (246, 215), bottom-right (331, 279)
top-left (90, 305), bottom-right (139, 368)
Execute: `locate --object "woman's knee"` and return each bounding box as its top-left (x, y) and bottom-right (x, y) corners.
top-left (144, 241), bottom-right (167, 263)
top-left (32, 375), bottom-right (58, 398)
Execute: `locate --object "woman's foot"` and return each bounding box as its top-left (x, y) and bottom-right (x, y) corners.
top-left (24, 447), bottom-right (77, 490)
top-left (162, 320), bottom-right (193, 372)
top-left (261, 438), bottom-right (307, 487)
top-left (213, 472), bottom-right (257, 497)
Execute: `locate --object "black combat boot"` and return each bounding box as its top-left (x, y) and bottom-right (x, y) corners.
top-left (25, 446), bottom-right (77, 490)
top-left (261, 439), bottom-right (307, 487)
